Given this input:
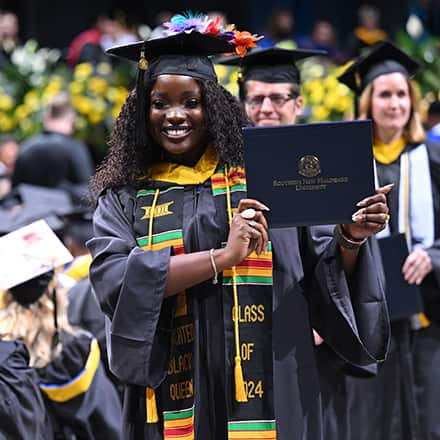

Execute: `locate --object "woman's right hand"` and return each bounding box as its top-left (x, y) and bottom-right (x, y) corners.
top-left (222, 199), bottom-right (269, 267)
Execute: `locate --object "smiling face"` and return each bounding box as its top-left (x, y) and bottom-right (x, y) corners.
top-left (370, 72), bottom-right (412, 137)
top-left (149, 75), bottom-right (207, 165)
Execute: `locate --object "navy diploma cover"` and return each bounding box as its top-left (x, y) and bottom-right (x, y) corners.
top-left (243, 120), bottom-right (375, 227)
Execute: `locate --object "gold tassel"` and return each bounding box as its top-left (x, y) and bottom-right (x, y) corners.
top-left (146, 387), bottom-right (159, 423)
top-left (234, 356), bottom-right (248, 402)
top-left (224, 165), bottom-right (248, 403)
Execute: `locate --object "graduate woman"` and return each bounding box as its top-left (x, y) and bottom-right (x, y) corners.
top-left (88, 13), bottom-right (391, 440)
top-left (339, 40), bottom-right (440, 440)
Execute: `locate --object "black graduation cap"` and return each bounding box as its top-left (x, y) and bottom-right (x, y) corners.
top-left (107, 31), bottom-right (235, 83)
top-left (217, 47), bottom-right (327, 86)
top-left (338, 40), bottom-right (420, 95)
top-left (9, 270), bottom-right (55, 306)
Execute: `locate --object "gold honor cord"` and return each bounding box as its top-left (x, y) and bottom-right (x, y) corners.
top-left (146, 188), bottom-right (160, 423)
top-left (224, 165), bottom-right (248, 403)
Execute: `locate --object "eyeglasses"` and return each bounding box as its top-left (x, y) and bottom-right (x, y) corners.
top-left (245, 93), bottom-right (296, 109)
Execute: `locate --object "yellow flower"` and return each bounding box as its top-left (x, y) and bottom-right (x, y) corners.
top-left (323, 76), bottom-right (338, 89)
top-left (309, 86), bottom-right (325, 104)
top-left (303, 79), bottom-right (322, 93)
top-left (312, 105), bottom-right (330, 121)
top-left (224, 82), bottom-right (239, 98)
top-left (71, 95), bottom-right (93, 115)
top-left (15, 104), bottom-right (31, 120)
top-left (44, 77), bottom-right (64, 97)
top-left (214, 65), bottom-right (229, 83)
top-left (107, 87), bottom-right (128, 104)
top-left (88, 110), bottom-right (105, 124)
top-left (88, 77), bottom-right (108, 97)
top-left (112, 105), bottom-right (122, 120)
top-left (324, 92), bottom-right (339, 110)
top-left (97, 62), bottom-right (112, 76)
top-left (69, 81), bottom-right (84, 95)
top-left (0, 95), bottom-right (13, 111)
top-left (0, 113), bottom-right (15, 131)
top-left (335, 95), bottom-right (353, 113)
top-left (24, 91), bottom-right (40, 111)
top-left (74, 63), bottom-right (94, 80)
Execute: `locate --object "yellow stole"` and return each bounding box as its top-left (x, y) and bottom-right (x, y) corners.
top-left (373, 137), bottom-right (406, 165)
top-left (141, 146), bottom-right (219, 185)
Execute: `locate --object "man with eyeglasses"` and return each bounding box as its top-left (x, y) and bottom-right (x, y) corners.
top-left (219, 47), bottom-right (389, 440)
top-left (219, 47), bottom-right (323, 126)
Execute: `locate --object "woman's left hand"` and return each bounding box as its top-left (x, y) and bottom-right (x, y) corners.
top-left (402, 249), bottom-right (432, 285)
top-left (341, 183), bottom-right (394, 241)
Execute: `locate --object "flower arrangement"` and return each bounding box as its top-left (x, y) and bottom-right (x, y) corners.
top-left (0, 40), bottom-right (132, 160)
top-left (300, 60), bottom-right (354, 122)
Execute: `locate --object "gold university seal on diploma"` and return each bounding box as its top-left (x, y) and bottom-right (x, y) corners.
top-left (298, 155), bottom-right (321, 177)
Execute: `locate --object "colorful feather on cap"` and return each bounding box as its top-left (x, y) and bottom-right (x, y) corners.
top-left (163, 12), bottom-right (263, 57)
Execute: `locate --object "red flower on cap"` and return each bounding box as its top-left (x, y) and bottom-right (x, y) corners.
top-left (231, 30), bottom-right (263, 57)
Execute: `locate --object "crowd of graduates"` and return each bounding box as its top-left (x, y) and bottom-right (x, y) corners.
top-left (0, 5), bottom-right (440, 440)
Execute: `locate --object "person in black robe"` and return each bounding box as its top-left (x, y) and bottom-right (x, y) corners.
top-left (217, 46), bottom-right (386, 440)
top-left (0, 340), bottom-right (51, 439)
top-left (0, 265), bottom-right (122, 439)
top-left (12, 92), bottom-right (95, 206)
top-left (338, 40), bottom-right (440, 440)
top-left (88, 13), bottom-right (391, 440)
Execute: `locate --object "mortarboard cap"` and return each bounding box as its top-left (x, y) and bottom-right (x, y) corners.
top-left (217, 47), bottom-right (327, 86)
top-left (107, 32), bottom-right (235, 83)
top-left (105, 12), bottom-right (262, 149)
top-left (338, 40), bottom-right (420, 95)
top-left (0, 220), bottom-right (73, 297)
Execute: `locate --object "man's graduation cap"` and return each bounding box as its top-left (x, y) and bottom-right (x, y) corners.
top-left (218, 47), bottom-right (326, 85)
top-left (105, 12), bottom-right (261, 149)
top-left (337, 40), bottom-right (420, 95)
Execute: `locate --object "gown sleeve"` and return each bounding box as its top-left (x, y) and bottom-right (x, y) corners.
top-left (0, 340), bottom-right (50, 440)
top-left (87, 189), bottom-right (175, 386)
top-left (301, 225), bottom-right (390, 366)
top-left (38, 333), bottom-right (122, 440)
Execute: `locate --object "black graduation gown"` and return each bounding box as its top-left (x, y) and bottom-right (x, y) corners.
top-left (0, 340), bottom-right (51, 440)
top-left (412, 140), bottom-right (440, 440)
top-left (345, 143), bottom-right (430, 440)
top-left (37, 332), bottom-right (122, 439)
top-left (88, 180), bottom-right (388, 440)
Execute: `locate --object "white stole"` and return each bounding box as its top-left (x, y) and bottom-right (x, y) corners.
top-left (375, 143), bottom-right (434, 251)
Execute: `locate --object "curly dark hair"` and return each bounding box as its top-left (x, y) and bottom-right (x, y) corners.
top-left (90, 79), bottom-right (247, 195)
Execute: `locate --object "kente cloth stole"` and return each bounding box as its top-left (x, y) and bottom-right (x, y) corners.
top-left (212, 165), bottom-right (276, 439)
top-left (133, 165), bottom-right (276, 440)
